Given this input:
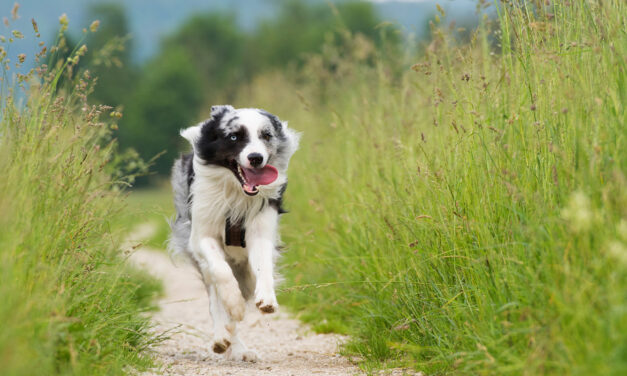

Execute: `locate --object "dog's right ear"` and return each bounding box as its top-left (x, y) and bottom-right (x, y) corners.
top-left (180, 105), bottom-right (234, 148)
top-left (180, 124), bottom-right (202, 146)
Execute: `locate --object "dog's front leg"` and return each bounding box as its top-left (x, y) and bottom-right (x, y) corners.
top-left (195, 237), bottom-right (246, 322)
top-left (207, 284), bottom-right (234, 354)
top-left (247, 207), bottom-right (279, 314)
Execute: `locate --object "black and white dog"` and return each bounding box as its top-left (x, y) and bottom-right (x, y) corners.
top-left (168, 105), bottom-right (299, 361)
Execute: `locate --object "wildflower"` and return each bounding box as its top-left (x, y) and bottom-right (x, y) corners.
top-left (561, 191), bottom-right (597, 233)
top-left (90, 20), bottom-right (100, 33)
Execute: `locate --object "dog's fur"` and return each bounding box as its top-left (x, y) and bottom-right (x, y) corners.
top-left (168, 105), bottom-right (299, 361)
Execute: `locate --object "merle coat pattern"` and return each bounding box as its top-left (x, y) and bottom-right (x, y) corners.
top-left (169, 105), bottom-right (299, 361)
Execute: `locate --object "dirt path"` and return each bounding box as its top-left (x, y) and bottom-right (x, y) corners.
top-left (126, 225), bottom-right (363, 376)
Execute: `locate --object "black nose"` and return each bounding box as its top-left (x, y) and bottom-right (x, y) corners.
top-left (247, 153), bottom-right (263, 167)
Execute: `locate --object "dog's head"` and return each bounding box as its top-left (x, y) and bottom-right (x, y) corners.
top-left (181, 105), bottom-right (299, 196)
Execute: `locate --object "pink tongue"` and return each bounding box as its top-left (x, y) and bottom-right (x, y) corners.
top-left (242, 164), bottom-right (278, 186)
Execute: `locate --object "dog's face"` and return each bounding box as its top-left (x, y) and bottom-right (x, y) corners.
top-left (181, 105), bottom-right (299, 196)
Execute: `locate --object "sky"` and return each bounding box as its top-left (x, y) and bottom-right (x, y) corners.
top-left (2, 0), bottom-right (482, 74)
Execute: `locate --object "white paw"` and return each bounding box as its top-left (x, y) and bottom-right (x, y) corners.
top-left (254, 291), bottom-right (278, 314)
top-left (227, 346), bottom-right (260, 362)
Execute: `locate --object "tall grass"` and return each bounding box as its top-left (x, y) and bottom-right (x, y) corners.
top-left (235, 1), bottom-right (626, 374)
top-left (0, 17), bottom-right (160, 375)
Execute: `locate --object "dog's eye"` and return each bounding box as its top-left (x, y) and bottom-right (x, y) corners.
top-left (262, 132), bottom-right (272, 141)
top-left (230, 135), bottom-right (237, 141)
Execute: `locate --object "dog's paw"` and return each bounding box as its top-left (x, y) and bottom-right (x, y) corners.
top-left (227, 347), bottom-right (260, 362)
top-left (212, 338), bottom-right (231, 354)
top-left (255, 295), bottom-right (278, 314)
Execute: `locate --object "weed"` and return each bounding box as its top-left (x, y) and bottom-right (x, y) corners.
top-left (0, 12), bottom-right (161, 375)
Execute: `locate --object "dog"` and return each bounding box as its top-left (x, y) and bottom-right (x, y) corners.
top-left (168, 105), bottom-right (299, 361)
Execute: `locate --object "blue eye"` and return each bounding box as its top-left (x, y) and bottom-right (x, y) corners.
top-left (230, 135), bottom-right (237, 141)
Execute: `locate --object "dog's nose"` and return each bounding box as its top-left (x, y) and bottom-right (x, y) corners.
top-left (247, 153), bottom-right (264, 167)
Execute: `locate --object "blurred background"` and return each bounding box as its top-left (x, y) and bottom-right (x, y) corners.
top-left (6, 0), bottom-right (481, 185)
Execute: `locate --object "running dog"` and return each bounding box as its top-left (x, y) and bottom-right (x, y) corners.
top-left (168, 105), bottom-right (299, 361)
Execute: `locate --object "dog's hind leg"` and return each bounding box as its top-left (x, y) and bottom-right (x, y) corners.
top-left (230, 260), bottom-right (256, 301)
top-left (207, 265), bottom-right (259, 360)
top-left (225, 324), bottom-right (260, 362)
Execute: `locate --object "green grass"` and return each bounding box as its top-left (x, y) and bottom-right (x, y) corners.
top-left (232, 1), bottom-right (627, 374)
top-left (0, 29), bottom-right (161, 375)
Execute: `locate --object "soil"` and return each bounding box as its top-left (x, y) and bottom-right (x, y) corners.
top-left (126, 224), bottom-right (365, 376)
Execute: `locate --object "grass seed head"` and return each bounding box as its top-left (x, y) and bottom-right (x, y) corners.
top-left (11, 3), bottom-right (19, 20)
top-left (89, 20), bottom-right (100, 33)
top-left (31, 18), bottom-right (39, 34)
top-left (59, 13), bottom-right (69, 33)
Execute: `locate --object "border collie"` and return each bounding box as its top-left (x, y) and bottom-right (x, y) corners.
top-left (168, 105), bottom-right (299, 361)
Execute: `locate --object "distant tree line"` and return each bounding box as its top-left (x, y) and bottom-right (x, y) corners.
top-left (58, 0), bottom-right (399, 181)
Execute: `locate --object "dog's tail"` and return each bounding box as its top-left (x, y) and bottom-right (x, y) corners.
top-left (167, 154), bottom-right (193, 262)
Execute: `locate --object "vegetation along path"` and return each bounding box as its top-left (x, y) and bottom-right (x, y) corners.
top-left (126, 224), bottom-right (363, 376)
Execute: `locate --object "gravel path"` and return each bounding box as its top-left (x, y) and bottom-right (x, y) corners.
top-left (126, 228), bottom-right (364, 376)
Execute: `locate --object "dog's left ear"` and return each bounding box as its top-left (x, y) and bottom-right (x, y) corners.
top-left (210, 104), bottom-right (234, 117)
top-left (281, 121), bottom-right (301, 159)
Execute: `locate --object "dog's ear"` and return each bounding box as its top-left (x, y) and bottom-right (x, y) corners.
top-left (210, 105), bottom-right (234, 118)
top-left (180, 105), bottom-right (234, 147)
top-left (257, 108), bottom-right (301, 160)
top-left (180, 124), bottom-right (202, 146)
top-left (281, 121), bottom-right (301, 158)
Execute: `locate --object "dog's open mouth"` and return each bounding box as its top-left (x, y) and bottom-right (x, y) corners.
top-left (229, 161), bottom-right (278, 196)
